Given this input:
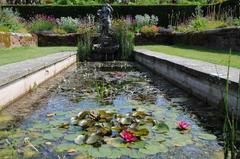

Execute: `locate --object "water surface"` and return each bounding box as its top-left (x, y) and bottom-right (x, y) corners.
top-left (0, 62), bottom-right (223, 159)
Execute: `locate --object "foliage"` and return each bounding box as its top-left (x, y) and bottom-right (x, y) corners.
top-left (57, 17), bottom-right (79, 33)
top-left (0, 5), bottom-right (198, 27)
top-left (173, 5), bottom-right (229, 32)
top-left (233, 17), bottom-right (240, 26)
top-left (77, 31), bottom-right (92, 61)
top-left (29, 14), bottom-right (56, 33)
top-left (135, 14), bottom-right (159, 32)
top-left (140, 25), bottom-right (159, 37)
top-left (113, 20), bottom-right (135, 60)
top-left (0, 8), bottom-right (24, 32)
top-left (189, 16), bottom-right (208, 31)
top-left (223, 51), bottom-right (239, 159)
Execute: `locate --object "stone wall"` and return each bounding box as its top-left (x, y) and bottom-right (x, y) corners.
top-left (173, 27), bottom-right (240, 51)
top-left (35, 27), bottom-right (240, 52)
top-left (135, 49), bottom-right (240, 117)
top-left (37, 33), bottom-right (82, 46)
top-left (37, 32), bottom-right (99, 46)
top-left (0, 32), bottom-right (37, 48)
top-left (136, 27), bottom-right (240, 51)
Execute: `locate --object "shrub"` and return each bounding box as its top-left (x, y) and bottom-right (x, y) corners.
top-left (30, 21), bottom-right (55, 33)
top-left (57, 17), bottom-right (79, 33)
top-left (135, 14), bottom-right (158, 32)
top-left (189, 17), bottom-right (208, 31)
top-left (140, 25), bottom-right (159, 37)
top-left (0, 8), bottom-right (24, 32)
top-left (233, 18), bottom-right (240, 26)
top-left (29, 14), bottom-right (56, 33)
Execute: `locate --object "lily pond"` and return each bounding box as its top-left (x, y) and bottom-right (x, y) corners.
top-left (0, 62), bottom-right (223, 159)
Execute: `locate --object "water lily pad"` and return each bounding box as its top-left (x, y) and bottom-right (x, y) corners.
top-left (131, 128), bottom-right (149, 137)
top-left (198, 133), bottom-right (217, 140)
top-left (152, 122), bottom-right (169, 134)
top-left (74, 135), bottom-right (86, 145)
top-left (88, 147), bottom-right (105, 158)
top-left (31, 138), bottom-right (45, 145)
top-left (128, 149), bottom-right (146, 158)
top-left (64, 134), bottom-right (78, 141)
top-left (50, 129), bottom-right (63, 138)
top-left (86, 133), bottom-right (101, 145)
top-left (128, 141), bottom-right (146, 149)
top-left (23, 148), bottom-right (40, 158)
top-left (0, 149), bottom-right (17, 158)
top-left (98, 145), bottom-right (113, 157)
top-left (42, 134), bottom-right (55, 140)
top-left (104, 137), bottom-right (126, 148)
top-left (55, 143), bottom-right (78, 153)
top-left (140, 143), bottom-right (168, 155)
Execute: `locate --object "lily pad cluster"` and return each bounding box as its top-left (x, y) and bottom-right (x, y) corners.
top-left (70, 109), bottom-right (168, 147)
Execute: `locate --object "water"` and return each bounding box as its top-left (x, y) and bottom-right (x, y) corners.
top-left (0, 62), bottom-right (223, 159)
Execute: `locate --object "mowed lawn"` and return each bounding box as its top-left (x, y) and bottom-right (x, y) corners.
top-left (136, 45), bottom-right (240, 69)
top-left (0, 46), bottom-right (77, 66)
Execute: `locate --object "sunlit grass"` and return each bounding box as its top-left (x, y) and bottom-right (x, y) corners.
top-left (136, 45), bottom-right (240, 69)
top-left (0, 46), bottom-right (77, 66)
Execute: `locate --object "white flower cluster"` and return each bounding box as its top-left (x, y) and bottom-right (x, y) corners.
top-left (135, 14), bottom-right (159, 28)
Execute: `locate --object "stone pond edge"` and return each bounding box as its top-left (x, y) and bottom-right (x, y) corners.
top-left (134, 49), bottom-right (240, 114)
top-left (0, 51), bottom-right (77, 110)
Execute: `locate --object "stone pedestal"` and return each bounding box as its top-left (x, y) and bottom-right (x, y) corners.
top-left (91, 35), bottom-right (119, 61)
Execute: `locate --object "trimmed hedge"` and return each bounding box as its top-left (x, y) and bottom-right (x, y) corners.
top-left (1, 1), bottom-right (238, 26)
top-left (1, 4), bottom-right (207, 26)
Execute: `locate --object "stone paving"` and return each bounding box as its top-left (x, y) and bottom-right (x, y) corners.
top-left (135, 48), bottom-right (240, 84)
top-left (0, 51), bottom-right (77, 87)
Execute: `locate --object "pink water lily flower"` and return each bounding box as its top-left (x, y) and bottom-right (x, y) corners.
top-left (177, 121), bottom-right (190, 130)
top-left (120, 130), bottom-right (137, 142)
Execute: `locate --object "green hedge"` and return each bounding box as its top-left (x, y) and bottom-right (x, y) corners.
top-left (1, 1), bottom-right (237, 26)
top-left (0, 4), bottom-right (206, 26)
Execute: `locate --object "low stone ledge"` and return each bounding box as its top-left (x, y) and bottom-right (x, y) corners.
top-left (173, 27), bottom-right (240, 51)
top-left (36, 33), bottom-right (99, 46)
top-left (0, 51), bottom-right (77, 108)
top-left (0, 32), bottom-right (37, 48)
top-left (135, 27), bottom-right (240, 51)
top-left (0, 51), bottom-right (76, 87)
top-left (134, 49), bottom-right (240, 115)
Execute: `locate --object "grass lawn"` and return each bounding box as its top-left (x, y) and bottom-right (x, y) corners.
top-left (0, 46), bottom-right (77, 66)
top-left (136, 45), bottom-right (240, 69)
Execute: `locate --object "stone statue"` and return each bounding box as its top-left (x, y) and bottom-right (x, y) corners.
top-left (97, 3), bottom-right (113, 36)
top-left (92, 3), bottom-right (119, 60)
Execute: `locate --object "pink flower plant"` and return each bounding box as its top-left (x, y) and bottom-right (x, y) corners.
top-left (31, 14), bottom-right (57, 24)
top-left (120, 130), bottom-right (137, 142)
top-left (177, 121), bottom-right (190, 130)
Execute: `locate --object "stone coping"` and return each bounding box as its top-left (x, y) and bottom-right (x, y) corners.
top-left (0, 51), bottom-right (77, 87)
top-left (134, 48), bottom-right (240, 85)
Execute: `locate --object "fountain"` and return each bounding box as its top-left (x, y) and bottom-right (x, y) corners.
top-left (92, 3), bottom-right (119, 61)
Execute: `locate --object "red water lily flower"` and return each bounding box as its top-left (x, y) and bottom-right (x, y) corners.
top-left (120, 130), bottom-right (137, 142)
top-left (177, 121), bottom-right (190, 130)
